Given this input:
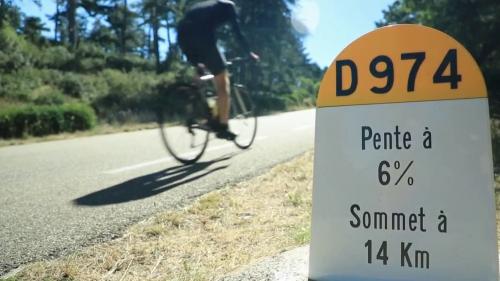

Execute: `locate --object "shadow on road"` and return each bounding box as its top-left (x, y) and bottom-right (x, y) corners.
top-left (73, 155), bottom-right (232, 206)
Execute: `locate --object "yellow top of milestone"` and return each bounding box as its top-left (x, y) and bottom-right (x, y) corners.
top-left (317, 24), bottom-right (487, 107)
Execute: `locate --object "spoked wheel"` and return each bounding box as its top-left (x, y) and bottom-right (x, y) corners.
top-left (157, 84), bottom-right (210, 164)
top-left (229, 87), bottom-right (258, 149)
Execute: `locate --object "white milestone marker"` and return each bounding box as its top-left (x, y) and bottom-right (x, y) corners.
top-left (309, 25), bottom-right (498, 281)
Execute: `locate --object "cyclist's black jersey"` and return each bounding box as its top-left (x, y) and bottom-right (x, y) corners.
top-left (180, 0), bottom-right (250, 52)
top-left (177, 0), bottom-right (248, 75)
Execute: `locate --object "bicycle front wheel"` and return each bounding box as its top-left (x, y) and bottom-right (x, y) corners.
top-left (229, 87), bottom-right (257, 149)
top-left (159, 121), bottom-right (209, 164)
top-left (157, 84), bottom-right (210, 164)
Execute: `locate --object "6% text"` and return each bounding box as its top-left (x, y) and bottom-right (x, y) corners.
top-left (378, 160), bottom-right (414, 186)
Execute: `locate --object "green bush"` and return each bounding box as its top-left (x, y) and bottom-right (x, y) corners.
top-left (61, 103), bottom-right (97, 131)
top-left (0, 103), bottom-right (97, 139)
top-left (76, 57), bottom-right (106, 72)
top-left (59, 73), bottom-right (84, 98)
top-left (287, 77), bottom-right (319, 107)
top-left (0, 24), bottom-right (39, 72)
top-left (0, 74), bottom-right (33, 101)
top-left (32, 85), bottom-right (66, 105)
top-left (38, 46), bottom-right (74, 69)
top-left (106, 54), bottom-right (154, 72)
top-left (90, 70), bottom-right (165, 123)
top-left (74, 43), bottom-right (106, 59)
top-left (77, 74), bottom-right (108, 102)
top-left (0, 51), bottom-right (28, 72)
top-left (0, 68), bottom-right (67, 103)
top-left (252, 94), bottom-right (286, 114)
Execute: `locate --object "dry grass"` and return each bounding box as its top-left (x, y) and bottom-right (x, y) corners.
top-left (7, 152), bottom-right (313, 281)
top-left (7, 150), bottom-right (500, 281)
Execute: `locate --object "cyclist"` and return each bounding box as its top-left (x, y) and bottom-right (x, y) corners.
top-left (177, 0), bottom-right (259, 140)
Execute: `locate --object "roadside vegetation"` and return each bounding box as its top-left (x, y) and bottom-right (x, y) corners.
top-left (0, 0), bottom-right (322, 140)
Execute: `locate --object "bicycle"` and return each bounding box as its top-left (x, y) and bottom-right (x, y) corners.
top-left (156, 58), bottom-right (258, 164)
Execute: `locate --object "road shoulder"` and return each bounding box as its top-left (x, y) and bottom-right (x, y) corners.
top-left (219, 245), bottom-right (309, 281)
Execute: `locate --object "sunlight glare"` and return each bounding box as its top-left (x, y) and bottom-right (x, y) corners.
top-left (291, 0), bottom-right (320, 35)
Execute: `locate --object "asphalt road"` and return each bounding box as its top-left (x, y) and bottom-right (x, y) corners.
top-left (0, 109), bottom-right (315, 276)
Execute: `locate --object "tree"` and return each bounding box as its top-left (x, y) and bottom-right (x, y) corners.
top-left (21, 16), bottom-right (49, 45)
top-left (138, 0), bottom-right (168, 70)
top-left (377, 0), bottom-right (500, 114)
top-left (49, 0), bottom-right (108, 46)
top-left (136, 0), bottom-right (185, 71)
top-left (88, 18), bottom-right (114, 51)
top-left (105, 0), bottom-right (143, 53)
top-left (50, 0), bottom-right (64, 42)
top-left (220, 0), bottom-right (320, 97)
top-left (66, 0), bottom-right (77, 48)
top-left (0, 0), bottom-right (22, 29)
top-left (163, 0), bottom-right (183, 66)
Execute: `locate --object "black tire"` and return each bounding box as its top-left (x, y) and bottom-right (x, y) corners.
top-left (157, 83), bottom-right (210, 164)
top-left (229, 86), bottom-right (258, 149)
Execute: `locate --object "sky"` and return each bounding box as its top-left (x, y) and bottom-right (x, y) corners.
top-left (292, 0), bottom-right (394, 68)
top-left (19, 0), bottom-right (395, 69)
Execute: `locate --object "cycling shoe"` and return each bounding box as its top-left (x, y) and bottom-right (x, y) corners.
top-left (216, 129), bottom-right (237, 141)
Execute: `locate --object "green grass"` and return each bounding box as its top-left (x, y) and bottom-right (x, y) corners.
top-left (292, 225), bottom-right (311, 244)
top-left (0, 277), bottom-right (20, 281)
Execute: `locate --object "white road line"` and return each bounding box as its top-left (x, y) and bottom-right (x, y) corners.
top-left (103, 157), bottom-right (174, 174)
top-left (293, 124), bottom-right (314, 131)
top-left (104, 143), bottom-right (232, 174)
top-left (104, 134), bottom-right (268, 174)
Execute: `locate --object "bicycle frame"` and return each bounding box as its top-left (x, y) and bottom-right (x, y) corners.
top-left (157, 58), bottom-right (258, 164)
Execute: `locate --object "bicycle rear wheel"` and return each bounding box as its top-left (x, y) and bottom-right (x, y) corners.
top-left (229, 86), bottom-right (257, 149)
top-left (157, 84), bottom-right (210, 164)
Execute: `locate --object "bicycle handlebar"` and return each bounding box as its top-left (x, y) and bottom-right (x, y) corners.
top-left (226, 56), bottom-right (258, 65)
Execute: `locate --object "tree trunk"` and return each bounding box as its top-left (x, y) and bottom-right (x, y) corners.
top-left (152, 6), bottom-right (160, 72)
top-left (165, 11), bottom-right (173, 57)
top-left (67, 0), bottom-right (77, 49)
top-left (54, 0), bottom-right (60, 42)
top-left (0, 0), bottom-right (6, 28)
top-left (146, 25), bottom-right (152, 59)
top-left (120, 0), bottom-right (127, 54)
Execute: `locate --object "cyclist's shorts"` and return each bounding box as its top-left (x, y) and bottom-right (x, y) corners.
top-left (177, 22), bottom-right (226, 76)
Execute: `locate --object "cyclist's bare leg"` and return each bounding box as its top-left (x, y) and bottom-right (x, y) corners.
top-left (214, 70), bottom-right (230, 125)
top-left (212, 70), bottom-right (236, 140)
